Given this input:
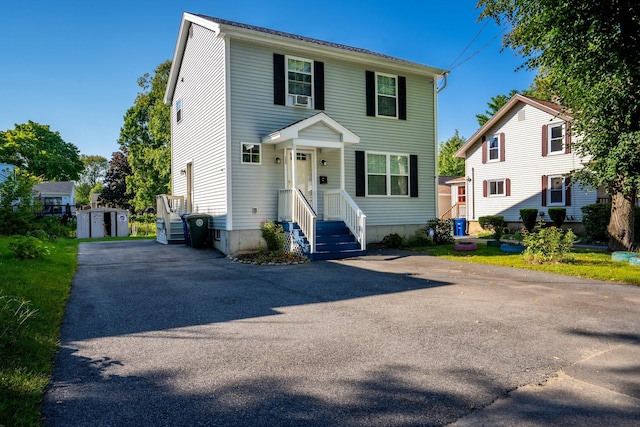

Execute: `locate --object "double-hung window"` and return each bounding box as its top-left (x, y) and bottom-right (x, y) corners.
top-left (376, 73), bottom-right (397, 118)
top-left (548, 124), bottom-right (564, 154)
top-left (488, 136), bottom-right (500, 161)
top-left (367, 152), bottom-right (409, 196)
top-left (549, 175), bottom-right (564, 204)
top-left (241, 143), bottom-right (261, 164)
top-left (287, 56), bottom-right (313, 107)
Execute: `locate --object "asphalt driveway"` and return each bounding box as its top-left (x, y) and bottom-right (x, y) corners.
top-left (42, 240), bottom-right (640, 426)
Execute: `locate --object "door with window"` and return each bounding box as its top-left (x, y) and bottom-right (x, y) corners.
top-left (286, 149), bottom-right (315, 209)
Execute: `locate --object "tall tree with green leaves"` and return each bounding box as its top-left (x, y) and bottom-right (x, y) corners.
top-left (76, 154), bottom-right (108, 205)
top-left (438, 130), bottom-right (466, 176)
top-left (478, 0), bottom-right (640, 251)
top-left (100, 151), bottom-right (133, 209)
top-left (476, 89), bottom-right (520, 126)
top-left (118, 60), bottom-right (171, 211)
top-left (0, 121), bottom-right (83, 181)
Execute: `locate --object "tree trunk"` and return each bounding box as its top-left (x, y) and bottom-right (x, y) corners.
top-left (607, 191), bottom-right (636, 251)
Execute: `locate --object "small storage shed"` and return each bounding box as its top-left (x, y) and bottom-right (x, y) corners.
top-left (77, 208), bottom-right (129, 238)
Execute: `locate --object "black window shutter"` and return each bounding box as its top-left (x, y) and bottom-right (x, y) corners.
top-left (355, 151), bottom-right (365, 196)
top-left (273, 54), bottom-right (285, 106)
top-left (313, 61), bottom-right (325, 110)
top-left (365, 71), bottom-right (375, 116)
top-left (398, 76), bottom-right (407, 120)
top-left (409, 154), bottom-right (418, 197)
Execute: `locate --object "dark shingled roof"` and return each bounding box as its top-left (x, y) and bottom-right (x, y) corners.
top-left (193, 14), bottom-right (429, 68)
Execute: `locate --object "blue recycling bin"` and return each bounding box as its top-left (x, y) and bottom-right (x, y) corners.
top-left (180, 214), bottom-right (190, 246)
top-left (454, 218), bottom-right (466, 236)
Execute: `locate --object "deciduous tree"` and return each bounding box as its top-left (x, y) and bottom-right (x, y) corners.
top-left (118, 61), bottom-right (171, 211)
top-left (438, 130), bottom-right (466, 176)
top-left (478, 0), bottom-right (640, 250)
top-left (0, 121), bottom-right (83, 181)
top-left (100, 151), bottom-right (132, 209)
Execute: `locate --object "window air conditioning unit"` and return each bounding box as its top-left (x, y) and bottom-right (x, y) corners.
top-left (294, 95), bottom-right (310, 106)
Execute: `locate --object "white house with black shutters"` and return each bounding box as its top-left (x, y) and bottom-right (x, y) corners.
top-left (454, 94), bottom-right (597, 234)
top-left (161, 12), bottom-right (446, 258)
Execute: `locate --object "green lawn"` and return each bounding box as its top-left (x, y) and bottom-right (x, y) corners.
top-left (0, 237), bottom-right (78, 426)
top-left (412, 242), bottom-right (640, 286)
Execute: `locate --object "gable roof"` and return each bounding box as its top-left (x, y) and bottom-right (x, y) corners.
top-left (165, 12), bottom-right (447, 104)
top-left (261, 112), bottom-right (360, 149)
top-left (33, 181), bottom-right (75, 195)
top-left (454, 94), bottom-right (572, 158)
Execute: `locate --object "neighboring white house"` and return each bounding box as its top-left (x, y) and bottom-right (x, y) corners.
top-left (454, 94), bottom-right (597, 234)
top-left (160, 13), bottom-right (446, 258)
top-left (33, 181), bottom-right (76, 217)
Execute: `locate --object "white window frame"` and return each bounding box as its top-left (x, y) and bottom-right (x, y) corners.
top-left (488, 135), bottom-right (500, 162)
top-left (241, 142), bottom-right (261, 165)
top-left (548, 175), bottom-right (565, 205)
top-left (548, 123), bottom-right (565, 155)
top-left (365, 151), bottom-right (410, 197)
top-left (375, 72), bottom-right (398, 119)
top-left (176, 98), bottom-right (183, 123)
top-left (488, 179), bottom-right (505, 196)
top-left (285, 55), bottom-right (313, 109)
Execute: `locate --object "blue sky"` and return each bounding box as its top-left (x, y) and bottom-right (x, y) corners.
top-left (0, 0), bottom-right (535, 160)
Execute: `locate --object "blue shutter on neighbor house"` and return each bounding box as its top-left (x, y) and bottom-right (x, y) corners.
top-left (398, 76), bottom-right (407, 120)
top-left (355, 151), bottom-right (365, 196)
top-left (365, 71), bottom-right (375, 116)
top-left (313, 61), bottom-right (325, 110)
top-left (273, 54), bottom-right (286, 106)
top-left (410, 154), bottom-right (418, 197)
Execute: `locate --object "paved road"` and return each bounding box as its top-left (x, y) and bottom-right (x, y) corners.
top-left (42, 240), bottom-right (640, 426)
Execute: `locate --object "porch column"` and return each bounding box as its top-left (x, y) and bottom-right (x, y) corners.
top-left (340, 147), bottom-right (345, 190)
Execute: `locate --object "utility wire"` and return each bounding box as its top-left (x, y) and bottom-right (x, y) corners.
top-left (448, 25), bottom-right (508, 71)
top-left (447, 20), bottom-right (490, 71)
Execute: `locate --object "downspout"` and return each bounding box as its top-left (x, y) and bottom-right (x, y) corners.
top-left (434, 72), bottom-right (449, 220)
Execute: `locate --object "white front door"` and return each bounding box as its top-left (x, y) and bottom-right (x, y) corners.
top-left (286, 149), bottom-right (316, 209)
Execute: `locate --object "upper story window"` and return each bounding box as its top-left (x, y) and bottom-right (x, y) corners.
top-left (548, 124), bottom-right (564, 154)
top-left (286, 56), bottom-right (313, 108)
top-left (367, 152), bottom-right (409, 196)
top-left (241, 143), bottom-right (261, 165)
top-left (376, 73), bottom-right (397, 118)
top-left (488, 136), bottom-right (500, 161)
top-left (176, 98), bottom-right (183, 123)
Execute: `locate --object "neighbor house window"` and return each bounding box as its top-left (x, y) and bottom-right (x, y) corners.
top-left (43, 197), bottom-right (63, 214)
top-left (376, 73), bottom-right (398, 118)
top-left (287, 56), bottom-right (313, 107)
top-left (241, 143), bottom-right (261, 164)
top-left (548, 124), bottom-right (564, 154)
top-left (549, 175), bottom-right (564, 204)
top-left (176, 98), bottom-right (183, 123)
top-left (488, 179), bottom-right (505, 196)
top-left (488, 136), bottom-right (500, 161)
top-left (366, 152), bottom-right (409, 196)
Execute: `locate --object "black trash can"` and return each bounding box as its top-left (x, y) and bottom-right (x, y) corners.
top-left (186, 214), bottom-right (212, 248)
top-left (454, 218), bottom-right (466, 236)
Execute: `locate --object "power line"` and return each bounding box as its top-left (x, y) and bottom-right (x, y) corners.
top-left (447, 20), bottom-right (490, 71)
top-left (448, 25), bottom-right (508, 71)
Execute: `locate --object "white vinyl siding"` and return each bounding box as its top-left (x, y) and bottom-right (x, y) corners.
top-left (228, 40), bottom-right (437, 229)
top-left (465, 103), bottom-right (595, 223)
top-left (170, 23), bottom-right (228, 228)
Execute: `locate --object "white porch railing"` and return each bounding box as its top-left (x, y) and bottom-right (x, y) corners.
top-left (324, 189), bottom-right (366, 251)
top-left (157, 194), bottom-right (187, 218)
top-left (278, 188), bottom-right (317, 253)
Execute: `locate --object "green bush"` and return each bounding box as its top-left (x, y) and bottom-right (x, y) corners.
top-left (28, 229), bottom-right (53, 242)
top-left (520, 208), bottom-right (538, 232)
top-left (425, 218), bottom-right (455, 244)
top-left (547, 208), bottom-right (567, 228)
top-left (581, 203), bottom-right (640, 243)
top-left (260, 220), bottom-right (284, 252)
top-left (381, 233), bottom-right (406, 248)
top-left (523, 227), bottom-right (576, 263)
top-left (479, 215), bottom-right (505, 241)
top-left (406, 229), bottom-right (435, 247)
top-left (8, 236), bottom-right (50, 259)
